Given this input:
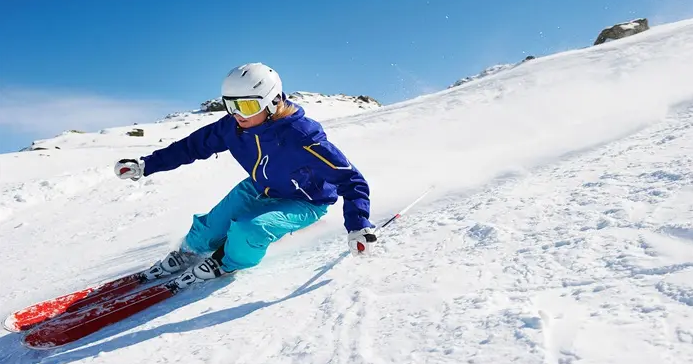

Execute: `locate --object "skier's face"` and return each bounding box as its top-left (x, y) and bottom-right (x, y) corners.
top-left (234, 109), bottom-right (269, 128)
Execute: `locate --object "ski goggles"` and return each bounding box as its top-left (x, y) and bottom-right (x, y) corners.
top-left (222, 96), bottom-right (265, 117)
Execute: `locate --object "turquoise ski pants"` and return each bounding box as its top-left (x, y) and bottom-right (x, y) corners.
top-left (181, 177), bottom-right (328, 272)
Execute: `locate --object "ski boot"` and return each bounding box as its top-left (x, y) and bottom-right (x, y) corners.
top-left (142, 250), bottom-right (197, 281)
top-left (172, 257), bottom-right (232, 289)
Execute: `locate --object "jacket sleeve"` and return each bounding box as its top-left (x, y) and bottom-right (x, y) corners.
top-left (140, 117), bottom-right (232, 176)
top-left (301, 136), bottom-right (375, 232)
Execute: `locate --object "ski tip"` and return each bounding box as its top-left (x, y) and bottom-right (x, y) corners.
top-left (2, 315), bottom-right (21, 333)
top-left (21, 329), bottom-right (67, 351)
top-left (20, 336), bottom-right (62, 351)
top-left (3, 314), bottom-right (43, 333)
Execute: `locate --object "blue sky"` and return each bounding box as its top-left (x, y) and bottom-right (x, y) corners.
top-left (1, 0), bottom-right (692, 153)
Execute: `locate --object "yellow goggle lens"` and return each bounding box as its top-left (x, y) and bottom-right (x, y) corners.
top-left (233, 99), bottom-right (262, 116)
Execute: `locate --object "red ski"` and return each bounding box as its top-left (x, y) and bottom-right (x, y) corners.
top-left (22, 280), bottom-right (179, 349)
top-left (3, 271), bottom-right (149, 332)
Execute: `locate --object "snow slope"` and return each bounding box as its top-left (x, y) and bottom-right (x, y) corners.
top-left (2, 18), bottom-right (693, 364)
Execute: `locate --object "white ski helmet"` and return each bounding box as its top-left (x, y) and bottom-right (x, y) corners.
top-left (221, 63), bottom-right (283, 116)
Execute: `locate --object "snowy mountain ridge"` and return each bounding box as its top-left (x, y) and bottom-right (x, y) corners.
top-left (198, 91), bottom-right (381, 113)
top-left (448, 63), bottom-right (518, 88)
top-left (1, 17), bottom-right (693, 364)
top-left (19, 91), bottom-right (381, 152)
top-left (448, 56), bottom-right (535, 89)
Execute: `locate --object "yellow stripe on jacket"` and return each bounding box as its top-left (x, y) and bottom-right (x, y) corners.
top-left (252, 135), bottom-right (262, 181)
top-left (302, 143), bottom-right (352, 170)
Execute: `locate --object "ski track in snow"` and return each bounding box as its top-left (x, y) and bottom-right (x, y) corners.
top-left (2, 18), bottom-right (693, 364)
top-left (221, 100), bottom-right (693, 364)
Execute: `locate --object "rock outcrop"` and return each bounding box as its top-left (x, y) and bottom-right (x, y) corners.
top-left (126, 128), bottom-right (144, 137)
top-left (200, 98), bottom-right (225, 112)
top-left (287, 91), bottom-right (381, 107)
top-left (19, 143), bottom-right (61, 152)
top-left (594, 18), bottom-right (649, 45)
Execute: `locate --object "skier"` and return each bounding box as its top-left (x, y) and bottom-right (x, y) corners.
top-left (114, 63), bottom-right (377, 288)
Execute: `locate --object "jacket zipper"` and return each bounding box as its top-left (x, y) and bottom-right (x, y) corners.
top-left (291, 179), bottom-right (313, 201)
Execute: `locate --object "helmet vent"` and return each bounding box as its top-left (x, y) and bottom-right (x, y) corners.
top-left (252, 81), bottom-right (263, 89)
top-left (241, 70), bottom-right (249, 77)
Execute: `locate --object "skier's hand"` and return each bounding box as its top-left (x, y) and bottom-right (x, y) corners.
top-left (348, 227), bottom-right (377, 256)
top-left (114, 158), bottom-right (144, 181)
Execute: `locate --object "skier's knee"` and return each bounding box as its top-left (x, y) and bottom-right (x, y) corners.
top-left (220, 220), bottom-right (275, 271)
top-left (183, 213), bottom-right (228, 254)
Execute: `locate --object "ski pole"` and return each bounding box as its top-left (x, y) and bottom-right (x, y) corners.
top-left (374, 185), bottom-right (435, 235)
top-left (352, 185), bottom-right (435, 253)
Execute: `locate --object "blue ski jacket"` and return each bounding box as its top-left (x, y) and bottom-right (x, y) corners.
top-left (140, 99), bottom-right (374, 233)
